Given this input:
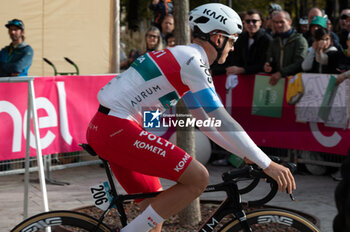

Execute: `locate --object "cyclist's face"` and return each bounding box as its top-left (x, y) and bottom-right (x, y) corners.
top-left (217, 35), bottom-right (236, 64)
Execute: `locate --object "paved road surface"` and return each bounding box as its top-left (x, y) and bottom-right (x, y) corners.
top-left (0, 163), bottom-right (338, 231)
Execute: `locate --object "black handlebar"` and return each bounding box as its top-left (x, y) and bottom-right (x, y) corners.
top-left (222, 161), bottom-right (297, 207)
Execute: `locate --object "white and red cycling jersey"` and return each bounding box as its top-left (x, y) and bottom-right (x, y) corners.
top-left (97, 43), bottom-right (223, 125)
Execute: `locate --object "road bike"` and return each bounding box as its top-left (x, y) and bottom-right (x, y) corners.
top-left (11, 143), bottom-right (321, 232)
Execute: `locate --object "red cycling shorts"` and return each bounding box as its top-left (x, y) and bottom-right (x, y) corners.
top-left (86, 111), bottom-right (192, 200)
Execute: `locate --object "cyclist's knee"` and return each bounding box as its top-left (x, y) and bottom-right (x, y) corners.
top-left (178, 160), bottom-right (209, 195)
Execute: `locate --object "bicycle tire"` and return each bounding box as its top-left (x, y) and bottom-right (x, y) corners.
top-left (11, 210), bottom-right (112, 232)
top-left (219, 209), bottom-right (320, 232)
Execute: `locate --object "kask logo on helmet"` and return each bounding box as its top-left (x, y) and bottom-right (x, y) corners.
top-left (202, 9), bottom-right (228, 24)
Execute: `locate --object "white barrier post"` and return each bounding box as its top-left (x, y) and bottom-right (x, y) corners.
top-left (23, 79), bottom-right (32, 219)
top-left (0, 77), bottom-right (49, 218)
top-left (28, 78), bottom-right (50, 213)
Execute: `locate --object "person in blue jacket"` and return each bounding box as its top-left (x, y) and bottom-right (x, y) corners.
top-left (0, 19), bottom-right (33, 77)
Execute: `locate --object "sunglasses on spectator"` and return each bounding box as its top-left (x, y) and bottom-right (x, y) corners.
top-left (147, 34), bottom-right (158, 39)
top-left (244, 19), bottom-right (260, 24)
top-left (341, 15), bottom-right (350, 20)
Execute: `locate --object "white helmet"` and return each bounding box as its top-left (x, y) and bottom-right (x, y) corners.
top-left (189, 3), bottom-right (242, 35)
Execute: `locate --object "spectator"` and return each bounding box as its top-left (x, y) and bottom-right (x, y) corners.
top-left (307, 7), bottom-right (323, 25)
top-left (225, 9), bottom-right (272, 75)
top-left (149, 0), bottom-right (173, 30)
top-left (265, 3), bottom-right (283, 36)
top-left (303, 7), bottom-right (342, 51)
top-left (298, 16), bottom-right (309, 34)
top-left (327, 33), bottom-right (350, 74)
top-left (0, 19), bottom-right (33, 77)
top-left (264, 10), bottom-right (308, 85)
top-left (160, 14), bottom-right (175, 47)
top-left (120, 44), bottom-right (140, 70)
top-left (338, 9), bottom-right (350, 31)
top-left (142, 26), bottom-right (163, 54)
top-left (301, 27), bottom-right (338, 73)
top-left (327, 18), bottom-right (334, 32)
top-left (309, 16), bottom-right (327, 35)
top-left (164, 32), bottom-right (175, 48)
top-left (338, 12), bottom-right (350, 51)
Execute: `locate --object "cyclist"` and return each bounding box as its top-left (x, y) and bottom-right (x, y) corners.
top-left (86, 3), bottom-right (296, 232)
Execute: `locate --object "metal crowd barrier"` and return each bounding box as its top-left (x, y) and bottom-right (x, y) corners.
top-left (0, 151), bottom-right (101, 177)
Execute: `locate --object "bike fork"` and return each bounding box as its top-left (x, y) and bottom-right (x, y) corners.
top-left (234, 210), bottom-right (252, 232)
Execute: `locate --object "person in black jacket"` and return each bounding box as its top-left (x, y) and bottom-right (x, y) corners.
top-left (225, 9), bottom-right (272, 75)
top-left (327, 34), bottom-right (350, 74)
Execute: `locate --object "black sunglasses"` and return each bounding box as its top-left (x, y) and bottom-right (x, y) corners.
top-left (341, 15), bottom-right (349, 20)
top-left (244, 19), bottom-right (260, 24)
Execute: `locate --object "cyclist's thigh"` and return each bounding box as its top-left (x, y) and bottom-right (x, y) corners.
top-left (87, 112), bottom-right (193, 182)
top-left (110, 164), bottom-right (162, 202)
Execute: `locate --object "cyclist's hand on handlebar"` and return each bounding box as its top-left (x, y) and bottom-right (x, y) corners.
top-left (263, 161), bottom-right (296, 194)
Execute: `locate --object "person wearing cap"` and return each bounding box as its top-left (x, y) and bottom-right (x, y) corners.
top-left (263, 10), bottom-right (308, 85)
top-left (298, 16), bottom-right (309, 34)
top-left (309, 16), bottom-right (328, 38)
top-left (0, 19), bottom-right (33, 77)
top-left (265, 3), bottom-right (283, 36)
top-left (303, 8), bottom-right (341, 51)
top-left (301, 27), bottom-right (338, 73)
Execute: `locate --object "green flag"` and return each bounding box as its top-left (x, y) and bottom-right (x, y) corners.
top-left (318, 75), bottom-right (338, 122)
top-left (252, 75), bottom-right (285, 118)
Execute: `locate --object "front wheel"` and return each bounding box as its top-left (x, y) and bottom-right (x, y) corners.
top-left (219, 209), bottom-right (320, 232)
top-left (11, 210), bottom-right (112, 232)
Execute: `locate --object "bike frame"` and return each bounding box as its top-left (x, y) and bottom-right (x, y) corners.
top-left (100, 158), bottom-right (254, 232)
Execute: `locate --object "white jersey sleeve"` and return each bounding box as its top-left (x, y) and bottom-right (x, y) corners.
top-left (179, 47), bottom-right (223, 113)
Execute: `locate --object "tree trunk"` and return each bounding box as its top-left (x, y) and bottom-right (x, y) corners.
top-left (173, 0), bottom-right (202, 227)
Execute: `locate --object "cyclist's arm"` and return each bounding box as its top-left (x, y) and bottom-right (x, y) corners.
top-left (183, 90), bottom-right (296, 193)
top-left (183, 91), bottom-right (241, 156)
top-left (182, 91), bottom-right (271, 169)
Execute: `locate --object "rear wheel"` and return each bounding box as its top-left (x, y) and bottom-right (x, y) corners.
top-left (219, 209), bottom-right (320, 232)
top-left (11, 210), bottom-right (112, 232)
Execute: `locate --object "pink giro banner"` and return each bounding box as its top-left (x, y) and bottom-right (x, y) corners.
top-left (213, 74), bottom-right (350, 156)
top-left (0, 74), bottom-right (349, 161)
top-left (0, 75), bottom-right (114, 161)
